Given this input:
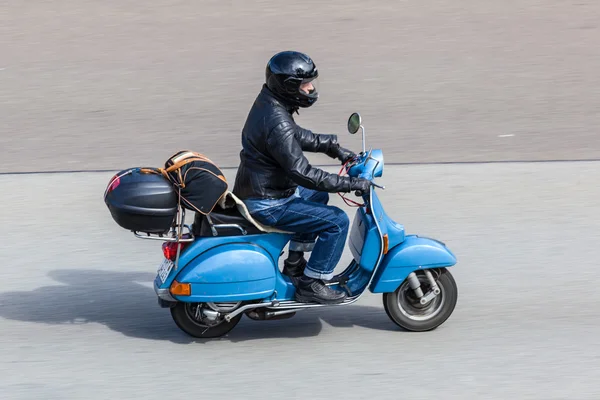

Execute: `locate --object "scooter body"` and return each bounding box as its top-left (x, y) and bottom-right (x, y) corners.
top-left (150, 112), bottom-right (458, 337)
top-left (154, 148), bottom-right (455, 298)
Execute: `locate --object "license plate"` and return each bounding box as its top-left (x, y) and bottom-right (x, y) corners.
top-left (157, 258), bottom-right (174, 284)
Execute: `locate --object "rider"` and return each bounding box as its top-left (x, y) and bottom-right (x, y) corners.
top-left (232, 50), bottom-right (371, 304)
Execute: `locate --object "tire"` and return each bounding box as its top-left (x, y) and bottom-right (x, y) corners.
top-left (170, 302), bottom-right (243, 338)
top-left (383, 268), bottom-right (458, 332)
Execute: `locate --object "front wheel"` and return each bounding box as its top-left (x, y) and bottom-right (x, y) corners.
top-left (170, 302), bottom-right (243, 338)
top-left (383, 268), bottom-right (457, 332)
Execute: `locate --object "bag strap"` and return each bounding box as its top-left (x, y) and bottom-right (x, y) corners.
top-left (165, 156), bottom-right (209, 173)
top-left (164, 151), bottom-right (215, 171)
top-left (139, 153), bottom-right (227, 208)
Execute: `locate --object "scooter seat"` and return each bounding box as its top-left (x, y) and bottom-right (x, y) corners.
top-left (192, 205), bottom-right (266, 237)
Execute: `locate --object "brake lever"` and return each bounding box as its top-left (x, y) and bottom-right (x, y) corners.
top-left (354, 182), bottom-right (384, 197)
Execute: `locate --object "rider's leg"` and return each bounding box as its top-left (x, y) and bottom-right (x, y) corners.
top-left (283, 187), bottom-right (329, 279)
top-left (248, 195), bottom-right (349, 304)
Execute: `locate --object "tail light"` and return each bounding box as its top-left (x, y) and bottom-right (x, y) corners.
top-left (103, 174), bottom-right (121, 199)
top-left (108, 175), bottom-right (120, 192)
top-left (162, 241), bottom-right (189, 261)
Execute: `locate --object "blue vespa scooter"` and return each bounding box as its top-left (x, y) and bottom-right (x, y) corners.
top-left (139, 112), bottom-right (458, 338)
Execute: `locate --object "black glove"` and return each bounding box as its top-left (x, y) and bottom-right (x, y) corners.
top-left (329, 143), bottom-right (356, 164)
top-left (338, 146), bottom-right (356, 164)
top-left (350, 177), bottom-right (371, 195)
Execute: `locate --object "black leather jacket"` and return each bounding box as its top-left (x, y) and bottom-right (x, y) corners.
top-left (232, 85), bottom-right (363, 200)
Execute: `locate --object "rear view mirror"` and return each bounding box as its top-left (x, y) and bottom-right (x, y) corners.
top-left (347, 112), bottom-right (362, 134)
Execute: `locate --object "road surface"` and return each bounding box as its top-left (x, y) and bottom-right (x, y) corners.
top-left (1, 163), bottom-right (599, 399)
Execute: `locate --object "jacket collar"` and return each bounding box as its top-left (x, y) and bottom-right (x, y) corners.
top-left (259, 84), bottom-right (299, 115)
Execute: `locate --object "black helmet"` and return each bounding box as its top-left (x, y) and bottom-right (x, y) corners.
top-left (265, 51), bottom-right (319, 109)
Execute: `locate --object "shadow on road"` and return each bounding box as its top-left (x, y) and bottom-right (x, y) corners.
top-left (0, 269), bottom-right (402, 344)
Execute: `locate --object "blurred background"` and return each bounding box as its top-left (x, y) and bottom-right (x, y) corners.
top-left (1, 1), bottom-right (599, 399)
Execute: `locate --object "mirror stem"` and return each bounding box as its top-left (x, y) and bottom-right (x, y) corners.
top-left (361, 125), bottom-right (366, 153)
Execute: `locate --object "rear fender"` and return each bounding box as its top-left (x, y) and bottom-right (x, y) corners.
top-left (154, 233), bottom-right (294, 301)
top-left (172, 242), bottom-right (278, 302)
top-left (369, 235), bottom-right (457, 293)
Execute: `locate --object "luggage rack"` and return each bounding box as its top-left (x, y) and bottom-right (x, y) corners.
top-left (130, 203), bottom-right (253, 242)
top-left (132, 225), bottom-right (195, 243)
top-left (132, 206), bottom-right (196, 243)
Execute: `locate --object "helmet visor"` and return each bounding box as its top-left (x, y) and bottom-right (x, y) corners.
top-left (299, 77), bottom-right (319, 97)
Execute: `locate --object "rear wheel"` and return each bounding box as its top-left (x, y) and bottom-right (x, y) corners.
top-left (170, 302), bottom-right (243, 338)
top-left (383, 268), bottom-right (457, 332)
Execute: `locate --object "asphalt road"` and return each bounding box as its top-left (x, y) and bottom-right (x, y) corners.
top-left (2, 163), bottom-right (599, 399)
top-left (2, 0), bottom-right (600, 174)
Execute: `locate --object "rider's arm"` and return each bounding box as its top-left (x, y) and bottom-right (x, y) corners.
top-left (296, 125), bottom-right (354, 162)
top-left (295, 126), bottom-right (339, 154)
top-left (267, 122), bottom-right (362, 193)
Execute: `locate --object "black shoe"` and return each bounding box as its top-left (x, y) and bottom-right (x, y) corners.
top-left (282, 255), bottom-right (307, 286)
top-left (295, 277), bottom-right (347, 304)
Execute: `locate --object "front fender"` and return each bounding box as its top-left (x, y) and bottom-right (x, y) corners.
top-left (370, 235), bottom-right (457, 293)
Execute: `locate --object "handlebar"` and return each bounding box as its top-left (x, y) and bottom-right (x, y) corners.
top-left (339, 150), bottom-right (384, 203)
top-left (353, 182), bottom-right (385, 197)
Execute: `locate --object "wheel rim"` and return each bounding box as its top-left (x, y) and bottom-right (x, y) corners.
top-left (183, 303), bottom-right (214, 328)
top-left (396, 272), bottom-right (445, 321)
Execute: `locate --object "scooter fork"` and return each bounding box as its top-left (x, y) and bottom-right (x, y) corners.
top-left (407, 272), bottom-right (424, 298)
top-left (419, 270), bottom-right (441, 305)
top-left (407, 270), bottom-right (442, 305)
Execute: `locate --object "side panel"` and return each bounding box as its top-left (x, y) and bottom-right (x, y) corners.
top-left (369, 235), bottom-right (457, 293)
top-left (154, 232), bottom-right (294, 302)
top-left (370, 191), bottom-right (405, 249)
top-left (173, 243), bottom-right (277, 302)
top-left (349, 190), bottom-right (404, 273)
top-left (156, 232), bottom-right (291, 289)
top-left (348, 208), bottom-right (381, 272)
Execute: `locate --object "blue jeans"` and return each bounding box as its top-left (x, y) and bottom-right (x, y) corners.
top-left (244, 187), bottom-right (350, 280)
